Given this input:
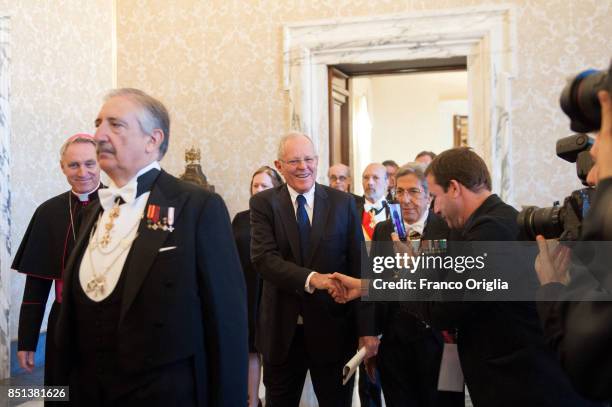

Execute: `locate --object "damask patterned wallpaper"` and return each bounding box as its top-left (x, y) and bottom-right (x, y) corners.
top-left (4, 0), bottom-right (612, 351)
top-left (0, 15), bottom-right (10, 380)
top-left (4, 0), bottom-right (113, 342)
top-left (116, 0), bottom-right (612, 217)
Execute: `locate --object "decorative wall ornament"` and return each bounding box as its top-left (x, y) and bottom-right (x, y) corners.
top-left (179, 147), bottom-right (215, 192)
top-left (283, 5), bottom-right (517, 203)
top-left (454, 115), bottom-right (469, 148)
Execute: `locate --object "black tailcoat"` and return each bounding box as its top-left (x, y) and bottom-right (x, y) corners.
top-left (56, 171), bottom-right (248, 406)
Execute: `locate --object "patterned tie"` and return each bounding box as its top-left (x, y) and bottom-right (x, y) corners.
top-left (408, 230), bottom-right (422, 240)
top-left (296, 194), bottom-right (311, 266)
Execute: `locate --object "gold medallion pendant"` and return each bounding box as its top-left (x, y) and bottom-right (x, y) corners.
top-left (100, 202), bottom-right (121, 248)
top-left (86, 275), bottom-right (106, 297)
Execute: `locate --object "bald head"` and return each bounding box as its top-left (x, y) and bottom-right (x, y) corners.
top-left (362, 163), bottom-right (388, 203)
top-left (328, 163), bottom-right (351, 192)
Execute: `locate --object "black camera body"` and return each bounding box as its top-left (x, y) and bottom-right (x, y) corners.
top-left (518, 185), bottom-right (594, 241)
top-left (518, 134), bottom-right (595, 241)
top-left (518, 60), bottom-right (612, 241)
top-left (560, 61), bottom-right (612, 133)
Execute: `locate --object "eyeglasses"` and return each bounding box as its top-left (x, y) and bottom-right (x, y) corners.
top-left (395, 187), bottom-right (425, 198)
top-left (280, 156), bottom-right (317, 168)
top-left (329, 175), bottom-right (348, 182)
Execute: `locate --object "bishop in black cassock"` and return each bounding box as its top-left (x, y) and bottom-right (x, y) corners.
top-left (12, 134), bottom-right (101, 405)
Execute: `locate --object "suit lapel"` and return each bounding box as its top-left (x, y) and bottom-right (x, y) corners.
top-left (119, 171), bottom-right (188, 324)
top-left (277, 185), bottom-right (302, 264)
top-left (356, 197), bottom-right (365, 218)
top-left (62, 201), bottom-right (103, 302)
top-left (306, 184), bottom-right (329, 267)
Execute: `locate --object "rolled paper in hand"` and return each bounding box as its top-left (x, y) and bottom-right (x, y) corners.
top-left (342, 346), bottom-right (367, 385)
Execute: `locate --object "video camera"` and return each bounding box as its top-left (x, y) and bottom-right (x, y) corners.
top-left (518, 60), bottom-right (612, 241)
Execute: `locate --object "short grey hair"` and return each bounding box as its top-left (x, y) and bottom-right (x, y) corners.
top-left (277, 132), bottom-right (317, 160)
top-left (105, 88), bottom-right (170, 158)
top-left (60, 135), bottom-right (96, 160)
top-left (395, 162), bottom-right (429, 195)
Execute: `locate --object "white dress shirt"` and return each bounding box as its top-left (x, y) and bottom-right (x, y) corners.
top-left (364, 196), bottom-right (388, 225)
top-left (286, 184), bottom-right (314, 225)
top-left (405, 206), bottom-right (430, 237)
top-left (79, 161), bottom-right (160, 301)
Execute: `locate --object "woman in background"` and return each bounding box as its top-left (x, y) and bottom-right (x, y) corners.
top-left (232, 165), bottom-right (283, 407)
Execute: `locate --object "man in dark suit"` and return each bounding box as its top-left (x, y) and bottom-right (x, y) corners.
top-left (56, 88), bottom-right (248, 406)
top-left (370, 163), bottom-right (463, 407)
top-left (250, 132), bottom-right (366, 407)
top-left (330, 148), bottom-right (598, 406)
top-left (417, 148), bottom-right (596, 407)
top-left (354, 162), bottom-right (392, 407)
top-left (356, 163), bottom-right (390, 242)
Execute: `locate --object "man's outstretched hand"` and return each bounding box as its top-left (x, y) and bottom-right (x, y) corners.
top-left (327, 273), bottom-right (364, 303)
top-left (309, 272), bottom-right (347, 298)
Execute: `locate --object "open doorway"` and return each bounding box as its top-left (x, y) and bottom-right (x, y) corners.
top-left (284, 6), bottom-right (515, 202)
top-left (329, 59), bottom-right (468, 196)
top-left (350, 70), bottom-right (467, 195)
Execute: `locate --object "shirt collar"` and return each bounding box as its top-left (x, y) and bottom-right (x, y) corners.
top-left (364, 196), bottom-right (386, 212)
top-left (100, 162), bottom-right (161, 210)
top-left (71, 182), bottom-right (102, 202)
top-left (107, 161), bottom-right (161, 192)
top-left (287, 183), bottom-right (315, 208)
top-left (404, 206), bottom-right (430, 235)
top-left (136, 161), bottom-right (161, 179)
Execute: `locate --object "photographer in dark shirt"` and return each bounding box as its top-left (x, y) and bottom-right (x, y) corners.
top-left (536, 89), bottom-right (612, 402)
top-left (331, 148), bottom-right (596, 407)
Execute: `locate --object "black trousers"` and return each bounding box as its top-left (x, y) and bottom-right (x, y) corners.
top-left (263, 326), bottom-right (354, 407)
top-left (378, 332), bottom-right (464, 407)
top-left (44, 301), bottom-right (70, 407)
top-left (70, 357), bottom-right (197, 407)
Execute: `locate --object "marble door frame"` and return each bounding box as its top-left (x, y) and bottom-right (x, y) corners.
top-left (283, 5), bottom-right (517, 202)
top-left (0, 15), bottom-right (10, 380)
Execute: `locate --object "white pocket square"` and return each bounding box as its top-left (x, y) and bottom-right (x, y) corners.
top-left (158, 246), bottom-right (177, 253)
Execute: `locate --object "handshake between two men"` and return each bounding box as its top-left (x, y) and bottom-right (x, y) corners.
top-left (310, 271), bottom-right (364, 303)
top-left (309, 271), bottom-right (378, 378)
top-left (308, 232), bottom-right (421, 377)
top-left (312, 231), bottom-right (414, 304)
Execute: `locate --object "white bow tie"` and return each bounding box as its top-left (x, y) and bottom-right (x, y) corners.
top-left (98, 181), bottom-right (137, 211)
